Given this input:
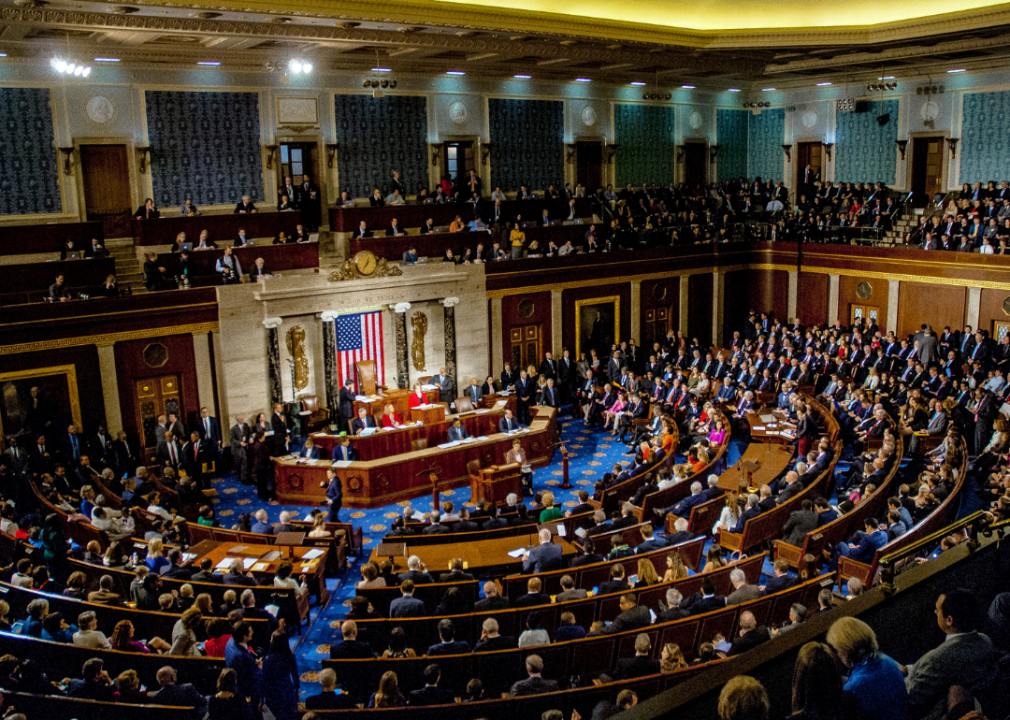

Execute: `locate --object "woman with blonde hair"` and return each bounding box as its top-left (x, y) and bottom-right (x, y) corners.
top-left (660, 642), bottom-right (688, 673)
top-left (634, 557), bottom-right (659, 588)
top-left (663, 552), bottom-right (689, 582)
top-left (308, 513), bottom-right (330, 538)
top-left (717, 675), bottom-right (769, 720)
top-left (194, 593), bottom-right (214, 616)
top-left (169, 607), bottom-right (203, 656)
top-left (825, 617), bottom-right (907, 720)
top-left (380, 403), bottom-right (402, 428)
top-left (357, 562), bottom-right (386, 589)
top-left (368, 670), bottom-right (406, 708)
top-left (539, 492), bottom-right (562, 522)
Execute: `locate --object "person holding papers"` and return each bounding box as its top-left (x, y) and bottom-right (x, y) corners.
top-left (350, 408), bottom-right (377, 436)
top-left (499, 408), bottom-right (520, 434)
top-left (299, 438), bottom-right (321, 460)
top-left (506, 437), bottom-right (533, 496)
top-left (331, 435), bottom-right (357, 462)
top-left (324, 467), bottom-right (343, 521)
top-left (408, 383), bottom-right (429, 410)
top-left (448, 418), bottom-right (469, 442)
top-left (380, 403), bottom-right (403, 428)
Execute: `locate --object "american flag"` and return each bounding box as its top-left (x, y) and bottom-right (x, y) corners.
top-left (335, 311), bottom-right (385, 390)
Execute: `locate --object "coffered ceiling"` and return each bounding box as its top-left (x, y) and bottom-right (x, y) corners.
top-left (2, 0), bottom-right (1010, 89)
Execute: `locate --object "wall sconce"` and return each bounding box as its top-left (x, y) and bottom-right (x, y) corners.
top-left (896, 140), bottom-right (908, 160)
top-left (675, 145), bottom-right (685, 163)
top-left (781, 144), bottom-right (792, 162)
top-left (429, 144), bottom-right (441, 167)
top-left (605, 144), bottom-right (618, 164)
top-left (822, 142), bottom-right (833, 161)
top-left (326, 143), bottom-right (339, 168)
top-left (136, 146), bottom-right (150, 174)
top-left (481, 143), bottom-right (492, 165)
top-left (58, 147), bottom-right (74, 176)
top-left (565, 144), bottom-right (578, 164)
top-left (709, 145), bottom-right (720, 163)
top-left (264, 144), bottom-right (279, 170)
top-left (947, 138), bottom-right (959, 159)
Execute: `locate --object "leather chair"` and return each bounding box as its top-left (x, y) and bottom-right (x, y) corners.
top-left (454, 397), bottom-right (475, 414)
top-left (297, 394), bottom-right (330, 432)
top-left (418, 375), bottom-right (434, 387)
top-left (411, 438), bottom-right (429, 452)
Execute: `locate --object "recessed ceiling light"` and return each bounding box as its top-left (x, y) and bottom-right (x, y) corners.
top-left (446, 70), bottom-right (465, 76)
top-left (816, 82), bottom-right (832, 86)
top-left (513, 74), bottom-right (531, 79)
top-left (630, 81), bottom-right (646, 86)
top-left (878, 75), bottom-right (895, 80)
top-left (0, 53), bottom-right (7, 58)
top-left (681, 84), bottom-right (695, 89)
top-left (371, 67), bottom-right (391, 72)
top-left (95, 57), bottom-right (119, 62)
top-left (947, 68), bottom-right (965, 74)
top-left (762, 87), bottom-right (776, 91)
top-left (197, 61), bottom-right (220, 66)
top-left (575, 77), bottom-right (591, 83)
top-left (727, 88), bottom-right (741, 92)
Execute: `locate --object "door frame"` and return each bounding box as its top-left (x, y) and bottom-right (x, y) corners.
top-left (275, 133), bottom-right (325, 213)
top-left (436, 135), bottom-right (480, 196)
top-left (680, 138), bottom-right (708, 186)
top-left (72, 136), bottom-right (142, 229)
top-left (906, 131), bottom-right (950, 196)
top-left (569, 136), bottom-right (605, 192)
top-left (791, 136), bottom-right (826, 193)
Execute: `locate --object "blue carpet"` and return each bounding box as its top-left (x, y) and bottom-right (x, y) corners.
top-left (209, 414), bottom-right (658, 698)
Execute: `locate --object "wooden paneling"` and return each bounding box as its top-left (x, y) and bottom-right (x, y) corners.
top-left (797, 272), bottom-right (829, 327)
top-left (897, 282), bottom-right (967, 340)
top-left (688, 273), bottom-right (713, 346)
top-left (979, 288), bottom-right (1010, 339)
top-left (640, 277), bottom-right (680, 349)
top-left (0, 221), bottom-right (103, 256)
top-left (722, 269), bottom-right (788, 341)
top-left (837, 276), bottom-right (889, 329)
top-left (114, 334), bottom-right (200, 455)
top-left (562, 283), bottom-right (631, 361)
top-left (502, 291), bottom-right (553, 369)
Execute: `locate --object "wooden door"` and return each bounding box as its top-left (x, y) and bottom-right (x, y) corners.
top-left (279, 142), bottom-right (318, 188)
top-left (443, 141), bottom-right (475, 190)
top-left (509, 325), bottom-right (541, 374)
top-left (576, 142), bottom-right (602, 191)
top-left (849, 304), bottom-right (880, 326)
top-left (79, 144), bottom-right (132, 238)
top-left (797, 143), bottom-right (823, 182)
top-left (911, 137), bottom-right (944, 207)
top-left (683, 143), bottom-right (707, 187)
top-left (643, 307), bottom-right (671, 346)
top-left (135, 374), bottom-right (183, 459)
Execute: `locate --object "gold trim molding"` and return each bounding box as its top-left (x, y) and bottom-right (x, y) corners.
top-left (0, 364), bottom-right (82, 439)
top-left (0, 322), bottom-right (220, 357)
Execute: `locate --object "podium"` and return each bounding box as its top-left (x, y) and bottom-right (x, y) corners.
top-left (410, 403), bottom-right (447, 425)
top-left (470, 463), bottom-right (522, 506)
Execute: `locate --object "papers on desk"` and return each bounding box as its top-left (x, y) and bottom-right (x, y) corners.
top-left (759, 414), bottom-right (776, 423)
top-left (495, 400), bottom-right (508, 407)
top-left (332, 460), bottom-right (352, 468)
top-left (752, 426), bottom-right (766, 432)
top-left (242, 558), bottom-right (257, 570)
top-left (252, 563), bottom-right (269, 572)
top-left (354, 395), bottom-right (369, 401)
top-left (460, 436), bottom-right (477, 444)
top-left (421, 384), bottom-right (438, 392)
top-left (303, 548), bottom-right (325, 560)
top-left (508, 548), bottom-right (528, 558)
top-left (215, 558), bottom-right (234, 570)
top-left (438, 440), bottom-right (461, 449)
top-left (359, 428), bottom-right (376, 436)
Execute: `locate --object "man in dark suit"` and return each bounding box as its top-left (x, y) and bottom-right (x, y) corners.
top-left (297, 174), bottom-right (322, 232)
top-left (158, 430), bottom-right (183, 474)
top-left (337, 378), bottom-right (356, 434)
top-left (604, 593), bottom-right (651, 634)
top-left (390, 580), bottom-right (427, 618)
top-left (682, 577), bottom-right (727, 615)
top-left (611, 633), bottom-right (661, 679)
top-left (161, 549), bottom-right (193, 580)
top-left (438, 557), bottom-right (475, 583)
top-left (514, 577), bottom-right (551, 608)
top-left (598, 565), bottom-right (631, 596)
top-left (432, 367), bottom-right (453, 403)
top-left (422, 512), bottom-right (449, 534)
top-left (324, 468), bottom-right (342, 521)
top-left (463, 377), bottom-right (483, 406)
top-left (514, 370), bottom-right (535, 424)
top-left (150, 667), bottom-right (207, 714)
top-left (229, 415), bottom-right (251, 484)
top-left (425, 619), bottom-right (471, 655)
top-left (499, 408), bottom-right (521, 433)
top-left (182, 430), bottom-right (210, 490)
top-left (636, 525), bottom-right (666, 553)
top-left (190, 558), bottom-right (220, 584)
top-left (196, 406), bottom-right (221, 456)
top-left (409, 664), bottom-right (455, 706)
top-left (297, 438), bottom-right (321, 460)
top-left (222, 559), bottom-right (257, 587)
top-left (781, 498), bottom-right (819, 546)
top-left (330, 436), bottom-right (357, 463)
top-left (509, 655), bottom-right (559, 697)
top-left (350, 408), bottom-right (377, 436)
top-left (397, 556), bottom-right (433, 585)
top-left (474, 582), bottom-right (508, 613)
top-left (329, 620), bottom-right (375, 658)
top-left (657, 588), bottom-right (690, 622)
top-left (233, 195), bottom-right (257, 214)
top-left (663, 517), bottom-right (696, 547)
top-left (523, 528), bottom-right (564, 573)
top-left (270, 403), bottom-right (292, 456)
top-left (354, 221), bottom-right (372, 239)
top-left (727, 611), bottom-right (771, 656)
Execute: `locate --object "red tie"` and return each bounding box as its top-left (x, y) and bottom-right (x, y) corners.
top-left (194, 445), bottom-right (198, 459)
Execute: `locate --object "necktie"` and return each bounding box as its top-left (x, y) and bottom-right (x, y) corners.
top-left (169, 444), bottom-right (176, 463)
top-left (71, 436), bottom-right (79, 459)
top-left (194, 444), bottom-right (199, 460)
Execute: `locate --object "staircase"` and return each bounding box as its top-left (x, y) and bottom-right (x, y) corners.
top-left (316, 231), bottom-right (342, 270)
top-left (882, 212), bottom-right (919, 247)
top-left (106, 237), bottom-right (145, 292)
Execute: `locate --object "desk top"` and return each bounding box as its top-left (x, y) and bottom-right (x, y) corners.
top-left (185, 539), bottom-right (327, 577)
top-left (745, 409), bottom-right (797, 444)
top-left (716, 442), bottom-right (796, 492)
top-left (369, 534), bottom-right (578, 575)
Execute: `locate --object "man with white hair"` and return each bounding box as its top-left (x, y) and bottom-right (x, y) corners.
top-left (274, 511), bottom-right (294, 534)
top-left (727, 610), bottom-right (770, 656)
top-left (250, 509), bottom-right (271, 535)
top-left (703, 474), bottom-right (723, 500)
top-left (660, 481), bottom-right (706, 519)
top-left (474, 617), bottom-right (513, 652)
top-left (657, 588), bottom-right (688, 622)
top-left (664, 517), bottom-right (695, 547)
top-left (776, 470), bottom-right (804, 504)
top-left (523, 528), bottom-right (563, 573)
top-left (396, 555), bottom-right (433, 584)
top-left (726, 568), bottom-right (761, 605)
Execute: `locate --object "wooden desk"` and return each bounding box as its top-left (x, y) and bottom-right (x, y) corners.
top-left (312, 409), bottom-right (503, 460)
top-left (348, 223), bottom-right (589, 262)
top-left (0, 257), bottom-right (117, 305)
top-left (744, 409), bottom-right (796, 444)
top-left (410, 404), bottom-right (446, 425)
top-left (184, 539), bottom-right (329, 604)
top-left (156, 242), bottom-right (319, 286)
top-left (276, 406), bottom-right (558, 508)
top-left (480, 393), bottom-right (516, 415)
top-left (471, 464), bottom-right (522, 505)
top-left (0, 220), bottom-right (103, 256)
top-left (352, 390), bottom-right (410, 420)
top-left (716, 442), bottom-right (795, 492)
top-left (369, 533), bottom-right (578, 576)
top-left (329, 198), bottom-right (591, 233)
top-left (133, 211), bottom-right (303, 246)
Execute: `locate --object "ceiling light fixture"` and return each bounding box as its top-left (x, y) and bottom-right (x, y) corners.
top-left (947, 68), bottom-right (966, 74)
top-left (681, 84), bottom-right (695, 89)
top-left (727, 88), bottom-right (741, 92)
top-left (446, 70), bottom-right (465, 76)
top-left (878, 75), bottom-right (895, 80)
top-left (762, 87), bottom-right (776, 92)
top-left (197, 61), bottom-right (220, 66)
top-left (816, 82), bottom-right (832, 86)
top-left (575, 77), bottom-right (591, 82)
top-left (630, 81), bottom-right (646, 86)
top-left (94, 57), bottom-right (119, 62)
top-left (513, 74), bottom-right (531, 79)
top-left (371, 67), bottom-right (392, 72)
top-left (288, 59), bottom-right (312, 74)
top-left (50, 57), bottom-right (91, 77)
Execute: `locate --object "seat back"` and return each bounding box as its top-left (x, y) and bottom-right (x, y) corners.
top-left (412, 438), bottom-right (430, 452)
top-left (355, 360), bottom-right (378, 395)
top-left (455, 397), bottom-right (475, 413)
top-left (300, 394), bottom-right (320, 413)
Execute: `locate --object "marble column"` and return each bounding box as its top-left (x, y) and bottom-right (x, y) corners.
top-left (320, 311), bottom-right (339, 410)
top-left (630, 280), bottom-right (641, 344)
top-left (887, 279), bottom-right (900, 334)
top-left (191, 331), bottom-right (216, 414)
top-left (787, 271), bottom-right (798, 322)
top-left (96, 342), bottom-right (123, 437)
top-left (263, 317), bottom-right (283, 406)
top-left (679, 277), bottom-right (690, 335)
top-left (827, 275), bottom-right (840, 325)
top-left (712, 271), bottom-right (725, 347)
top-left (490, 296), bottom-right (504, 378)
top-left (966, 287), bottom-right (982, 330)
top-left (392, 303), bottom-right (411, 389)
top-left (211, 331), bottom-right (230, 447)
top-left (550, 289), bottom-right (563, 354)
top-left (442, 297), bottom-right (460, 399)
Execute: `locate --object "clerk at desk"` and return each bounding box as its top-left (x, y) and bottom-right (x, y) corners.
top-left (299, 438), bottom-right (321, 460)
top-left (350, 408), bottom-right (377, 436)
top-left (499, 408), bottom-right (521, 433)
top-left (408, 383), bottom-right (429, 409)
top-left (448, 418), bottom-right (469, 442)
top-left (331, 435), bottom-right (358, 462)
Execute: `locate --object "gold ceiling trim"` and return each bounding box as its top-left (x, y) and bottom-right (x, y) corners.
top-left (0, 322), bottom-right (220, 357)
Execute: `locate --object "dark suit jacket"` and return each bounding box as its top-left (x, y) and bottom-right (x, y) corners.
top-left (598, 580), bottom-right (631, 595)
top-left (473, 596), bottom-right (509, 613)
top-left (607, 605), bottom-right (651, 634)
top-left (514, 592), bottom-right (552, 608)
top-left (611, 655), bottom-right (661, 680)
top-left (329, 639), bottom-right (375, 659)
top-left (729, 626), bottom-right (771, 656)
top-left (781, 509), bottom-right (819, 546)
top-left (523, 542), bottom-right (563, 573)
top-left (763, 574), bottom-right (797, 594)
top-left (390, 596), bottom-right (427, 618)
top-left (510, 676), bottom-right (559, 697)
top-left (409, 685), bottom-right (455, 706)
top-left (331, 444), bottom-right (358, 462)
top-left (351, 416), bottom-right (377, 435)
top-left (683, 593), bottom-right (727, 615)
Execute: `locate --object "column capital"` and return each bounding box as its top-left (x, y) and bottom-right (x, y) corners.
top-left (441, 297), bottom-right (460, 308)
top-left (320, 311), bottom-right (339, 322)
top-left (262, 317), bottom-right (283, 330)
top-left (392, 302), bottom-right (412, 313)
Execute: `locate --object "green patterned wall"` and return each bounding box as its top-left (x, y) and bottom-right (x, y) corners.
top-left (716, 109), bottom-right (749, 182)
top-left (835, 98), bottom-right (898, 184)
top-left (488, 98), bottom-right (564, 192)
top-left (747, 108), bottom-right (785, 183)
top-left (959, 92), bottom-right (1009, 184)
top-left (614, 103), bottom-right (676, 187)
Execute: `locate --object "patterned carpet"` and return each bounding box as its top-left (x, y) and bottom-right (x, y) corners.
top-left (207, 416), bottom-right (748, 700)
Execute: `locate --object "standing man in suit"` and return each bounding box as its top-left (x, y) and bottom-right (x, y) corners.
top-left (338, 378), bottom-right (356, 433)
top-left (558, 348), bottom-right (574, 404)
top-left (166, 412), bottom-right (186, 443)
top-left (197, 406), bottom-right (221, 459)
top-left (183, 430), bottom-right (209, 491)
top-left (279, 176), bottom-right (298, 209)
top-left (297, 174), bottom-right (321, 232)
top-left (158, 431), bottom-right (183, 474)
top-left (523, 528), bottom-right (563, 573)
top-left (515, 370), bottom-right (534, 424)
top-left (270, 403), bottom-right (292, 456)
top-left (4, 437), bottom-right (29, 476)
top-left (350, 408), bottom-right (377, 435)
top-left (539, 352), bottom-right (557, 381)
top-left (432, 368), bottom-right (453, 403)
top-left (229, 415), bottom-right (251, 485)
top-left (323, 467), bottom-right (343, 521)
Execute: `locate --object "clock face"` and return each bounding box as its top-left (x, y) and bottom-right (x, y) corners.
top-left (355, 251), bottom-right (377, 275)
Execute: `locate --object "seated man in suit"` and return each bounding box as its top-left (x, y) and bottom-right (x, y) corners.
top-left (387, 218), bottom-right (405, 237)
top-left (329, 620), bottom-right (375, 658)
top-left (726, 568), bottom-right (762, 605)
top-left (397, 555), bottom-right (433, 584)
top-left (248, 257), bottom-right (271, 281)
top-left (354, 220), bottom-right (372, 239)
top-left (425, 619), bottom-right (471, 655)
top-left (681, 577), bottom-right (727, 615)
top-left (514, 576), bottom-right (552, 608)
top-left (510, 654), bottom-right (559, 697)
top-left (829, 517), bottom-right (888, 570)
top-left (350, 407), bottom-right (377, 435)
top-left (499, 408), bottom-right (521, 433)
top-left (635, 524), bottom-right (666, 553)
top-left (727, 611), bottom-right (771, 656)
top-left (603, 593), bottom-right (651, 634)
top-left (523, 528), bottom-right (563, 573)
top-left (250, 509), bottom-right (272, 534)
top-left (298, 437), bottom-right (321, 460)
top-left (663, 517), bottom-right (696, 547)
top-left (389, 580), bottom-right (426, 618)
top-left (610, 633), bottom-right (661, 679)
top-left (474, 582), bottom-right (509, 613)
top-left (402, 247), bottom-right (419, 265)
top-left (234, 195), bottom-right (257, 214)
top-left (408, 663), bottom-right (455, 706)
top-left (447, 418), bottom-right (469, 442)
top-left (657, 481), bottom-right (706, 519)
top-left (463, 377), bottom-right (483, 405)
top-left (330, 435), bottom-right (357, 462)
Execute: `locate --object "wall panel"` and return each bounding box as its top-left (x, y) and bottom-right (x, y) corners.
top-left (688, 273), bottom-right (714, 345)
top-left (896, 282), bottom-right (967, 340)
top-left (488, 98), bottom-right (564, 193)
top-left (961, 91), bottom-right (1010, 185)
top-left (837, 276), bottom-right (889, 328)
top-left (0, 346), bottom-right (103, 435)
top-left (0, 88), bottom-right (61, 215)
top-left (614, 104), bottom-right (675, 187)
top-left (501, 291), bottom-right (553, 370)
top-left (747, 108), bottom-right (785, 183)
top-left (716, 109), bottom-right (748, 182)
top-left (797, 272), bottom-right (829, 327)
top-left (835, 98), bottom-right (898, 185)
top-left (979, 287), bottom-right (1010, 339)
top-left (561, 283), bottom-right (631, 362)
